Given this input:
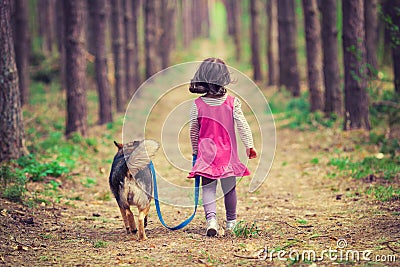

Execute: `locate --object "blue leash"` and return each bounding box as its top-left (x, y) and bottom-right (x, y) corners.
top-left (150, 156), bottom-right (200, 230)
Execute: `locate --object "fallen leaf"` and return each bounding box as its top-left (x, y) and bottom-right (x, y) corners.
top-left (1, 209), bottom-right (7, 216)
top-left (14, 245), bottom-right (28, 251)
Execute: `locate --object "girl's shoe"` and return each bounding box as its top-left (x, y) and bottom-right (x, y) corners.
top-left (206, 218), bottom-right (219, 237)
top-left (226, 220), bottom-right (237, 231)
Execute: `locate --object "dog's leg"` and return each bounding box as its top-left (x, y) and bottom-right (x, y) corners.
top-left (138, 205), bottom-right (150, 241)
top-left (126, 207), bottom-right (137, 234)
top-left (119, 207), bottom-right (130, 234)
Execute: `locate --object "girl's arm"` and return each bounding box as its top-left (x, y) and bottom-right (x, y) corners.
top-left (189, 102), bottom-right (199, 155)
top-left (233, 97), bottom-right (257, 158)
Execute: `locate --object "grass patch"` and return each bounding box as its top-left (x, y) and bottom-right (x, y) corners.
top-left (0, 165), bottom-right (26, 202)
top-left (93, 240), bottom-right (108, 248)
top-left (1, 79), bottom-right (124, 205)
top-left (16, 154), bottom-right (69, 182)
top-left (81, 177), bottom-right (97, 188)
top-left (328, 156), bottom-right (399, 202)
top-left (268, 90), bottom-right (338, 131)
top-left (328, 156), bottom-right (400, 180)
top-left (366, 185), bottom-right (400, 202)
top-left (296, 219), bottom-right (308, 225)
top-left (232, 220), bottom-right (260, 238)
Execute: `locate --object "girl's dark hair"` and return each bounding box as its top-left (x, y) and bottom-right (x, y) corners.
top-left (189, 58), bottom-right (231, 96)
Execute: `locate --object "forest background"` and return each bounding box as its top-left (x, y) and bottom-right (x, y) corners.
top-left (0, 0), bottom-right (399, 266)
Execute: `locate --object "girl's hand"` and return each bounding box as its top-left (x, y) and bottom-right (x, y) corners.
top-left (246, 148), bottom-right (257, 159)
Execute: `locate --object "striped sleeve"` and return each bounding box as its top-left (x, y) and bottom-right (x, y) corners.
top-left (233, 97), bottom-right (254, 149)
top-left (189, 101), bottom-right (199, 154)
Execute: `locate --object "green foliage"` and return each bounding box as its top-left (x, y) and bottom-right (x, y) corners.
top-left (381, 7), bottom-right (400, 48)
top-left (232, 220), bottom-right (260, 238)
top-left (367, 78), bottom-right (400, 158)
top-left (0, 153), bottom-right (69, 203)
top-left (0, 165), bottom-right (27, 202)
top-left (87, 61), bottom-right (95, 78)
top-left (28, 82), bottom-right (47, 105)
top-left (96, 191), bottom-right (111, 201)
top-left (93, 240), bottom-right (108, 248)
top-left (328, 156), bottom-right (400, 180)
top-left (81, 178), bottom-right (97, 188)
top-left (369, 132), bottom-right (400, 159)
top-left (267, 89), bottom-right (292, 114)
top-left (369, 87), bottom-right (399, 125)
top-left (30, 53), bottom-right (60, 84)
top-left (16, 155), bottom-right (69, 182)
top-left (366, 185), bottom-right (400, 202)
top-left (11, 75), bottom-right (120, 205)
top-left (269, 91), bottom-right (338, 131)
top-left (296, 219), bottom-right (308, 225)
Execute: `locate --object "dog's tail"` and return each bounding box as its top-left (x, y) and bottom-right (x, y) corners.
top-left (126, 140), bottom-right (159, 175)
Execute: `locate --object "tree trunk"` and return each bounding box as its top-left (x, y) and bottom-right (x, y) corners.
top-left (342, 0), bottom-right (370, 130)
top-left (384, 0), bottom-right (400, 141)
top-left (278, 0), bottom-right (300, 96)
top-left (86, 0), bottom-right (97, 56)
top-left (302, 0), bottom-right (324, 111)
top-left (229, 0), bottom-right (241, 61)
top-left (144, 0), bottom-right (158, 78)
top-left (224, 0), bottom-right (234, 36)
top-left (393, 7), bottom-right (400, 94)
top-left (364, 0), bottom-right (379, 76)
top-left (56, 0), bottom-right (66, 90)
top-left (191, 0), bottom-right (201, 38)
top-left (182, 0), bottom-right (192, 48)
top-left (37, 0), bottom-right (55, 55)
top-left (131, 0), bottom-right (140, 87)
top-left (13, 0), bottom-right (30, 106)
top-left (250, 0), bottom-right (262, 81)
top-left (111, 0), bottom-right (126, 112)
top-left (160, 0), bottom-right (176, 69)
top-left (92, 0), bottom-right (113, 125)
top-left (64, 0), bottom-right (88, 137)
top-left (387, 0), bottom-right (400, 93)
top-left (200, 0), bottom-right (210, 38)
top-left (124, 0), bottom-right (134, 97)
top-left (0, 0), bottom-right (26, 161)
top-left (267, 0), bottom-right (279, 85)
top-left (381, 0), bottom-right (392, 66)
top-left (320, 0), bottom-right (342, 115)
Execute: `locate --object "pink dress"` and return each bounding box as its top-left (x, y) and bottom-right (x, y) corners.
top-left (188, 95), bottom-right (250, 179)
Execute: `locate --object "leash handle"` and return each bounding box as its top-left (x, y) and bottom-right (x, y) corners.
top-left (151, 159), bottom-right (200, 230)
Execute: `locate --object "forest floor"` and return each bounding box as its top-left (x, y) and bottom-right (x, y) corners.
top-left (1, 40), bottom-right (400, 266)
top-left (1, 92), bottom-right (399, 266)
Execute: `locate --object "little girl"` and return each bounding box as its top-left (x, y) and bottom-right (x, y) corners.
top-left (188, 58), bottom-right (257, 236)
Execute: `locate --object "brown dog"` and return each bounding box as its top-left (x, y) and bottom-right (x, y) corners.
top-left (109, 140), bottom-right (159, 240)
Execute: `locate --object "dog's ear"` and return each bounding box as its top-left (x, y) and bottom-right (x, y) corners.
top-left (114, 141), bottom-right (123, 149)
top-left (142, 140), bottom-right (160, 156)
top-left (126, 140), bottom-right (160, 175)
